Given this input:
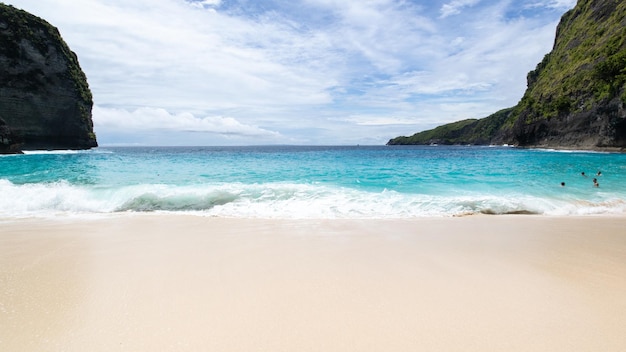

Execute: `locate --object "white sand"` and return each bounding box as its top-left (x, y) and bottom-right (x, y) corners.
top-left (1, 215), bottom-right (626, 351)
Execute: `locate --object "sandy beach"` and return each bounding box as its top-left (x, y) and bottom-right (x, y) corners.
top-left (1, 214), bottom-right (625, 351)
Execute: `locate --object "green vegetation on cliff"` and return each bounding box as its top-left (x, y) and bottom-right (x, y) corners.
top-left (388, 108), bottom-right (513, 145)
top-left (514, 0), bottom-right (626, 123)
top-left (0, 4), bottom-right (92, 104)
top-left (388, 0), bottom-right (626, 149)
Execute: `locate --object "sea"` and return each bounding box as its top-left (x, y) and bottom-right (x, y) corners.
top-left (1, 145), bottom-right (625, 219)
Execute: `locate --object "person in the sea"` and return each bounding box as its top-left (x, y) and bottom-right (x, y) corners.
top-left (581, 172), bottom-right (587, 177)
top-left (597, 171), bottom-right (602, 176)
top-left (561, 182), bottom-right (566, 187)
top-left (593, 178), bottom-right (599, 187)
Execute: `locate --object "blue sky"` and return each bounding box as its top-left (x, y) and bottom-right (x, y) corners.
top-left (8, 0), bottom-right (576, 146)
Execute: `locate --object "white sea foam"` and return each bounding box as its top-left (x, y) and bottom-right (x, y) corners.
top-left (20, 148), bottom-right (114, 155)
top-left (21, 150), bottom-right (81, 155)
top-left (1, 179), bottom-right (625, 219)
top-left (535, 148), bottom-right (613, 154)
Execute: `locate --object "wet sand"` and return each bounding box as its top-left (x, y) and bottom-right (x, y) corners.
top-left (1, 214), bottom-right (626, 351)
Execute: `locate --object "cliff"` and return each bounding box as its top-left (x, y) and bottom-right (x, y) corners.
top-left (0, 116), bottom-right (22, 153)
top-left (388, 0), bottom-right (626, 150)
top-left (0, 3), bottom-right (97, 153)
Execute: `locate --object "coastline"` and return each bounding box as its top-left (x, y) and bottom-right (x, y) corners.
top-left (2, 214), bottom-right (626, 351)
top-left (388, 143), bottom-right (626, 153)
top-left (520, 144), bottom-right (626, 153)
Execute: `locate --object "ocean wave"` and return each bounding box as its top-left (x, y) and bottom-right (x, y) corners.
top-left (20, 148), bottom-right (114, 155)
top-left (534, 148), bottom-right (613, 154)
top-left (117, 190), bottom-right (239, 212)
top-left (1, 179), bottom-right (625, 218)
top-left (21, 150), bottom-right (82, 155)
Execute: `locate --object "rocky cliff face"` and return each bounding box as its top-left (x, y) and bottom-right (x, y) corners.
top-left (0, 116), bottom-right (22, 153)
top-left (0, 4), bottom-right (97, 153)
top-left (389, 0), bottom-right (626, 150)
top-left (499, 0), bottom-right (626, 149)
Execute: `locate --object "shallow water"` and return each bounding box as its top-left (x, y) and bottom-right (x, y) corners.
top-left (1, 145), bottom-right (625, 218)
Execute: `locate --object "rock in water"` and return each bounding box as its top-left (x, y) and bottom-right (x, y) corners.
top-left (0, 4), bottom-right (97, 152)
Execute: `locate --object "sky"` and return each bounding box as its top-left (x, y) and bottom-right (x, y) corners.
top-left (7, 0), bottom-right (577, 146)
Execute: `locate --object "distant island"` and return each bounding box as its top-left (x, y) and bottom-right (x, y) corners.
top-left (0, 4), bottom-right (97, 154)
top-left (388, 0), bottom-right (626, 151)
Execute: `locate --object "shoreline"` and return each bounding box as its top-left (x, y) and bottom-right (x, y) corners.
top-left (386, 143), bottom-right (626, 153)
top-left (2, 214), bottom-right (626, 351)
top-left (521, 144), bottom-right (626, 153)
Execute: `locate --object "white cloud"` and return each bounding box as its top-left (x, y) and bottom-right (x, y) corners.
top-left (301, 0), bottom-right (437, 73)
top-left (186, 0), bottom-right (221, 9)
top-left (526, 0), bottom-right (577, 10)
top-left (440, 0), bottom-right (481, 18)
top-left (93, 106), bottom-right (281, 138)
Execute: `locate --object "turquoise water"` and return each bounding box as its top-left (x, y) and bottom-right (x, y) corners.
top-left (1, 145), bottom-right (625, 218)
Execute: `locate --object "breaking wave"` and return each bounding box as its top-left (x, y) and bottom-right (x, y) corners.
top-left (1, 179), bottom-right (625, 219)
